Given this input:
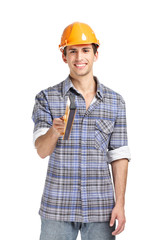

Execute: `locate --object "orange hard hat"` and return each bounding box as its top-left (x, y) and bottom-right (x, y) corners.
top-left (59, 22), bottom-right (100, 50)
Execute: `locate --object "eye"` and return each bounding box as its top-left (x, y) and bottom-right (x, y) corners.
top-left (69, 50), bottom-right (76, 54)
top-left (83, 49), bottom-right (89, 53)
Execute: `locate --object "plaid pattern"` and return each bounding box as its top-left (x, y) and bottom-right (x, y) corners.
top-left (32, 76), bottom-right (129, 223)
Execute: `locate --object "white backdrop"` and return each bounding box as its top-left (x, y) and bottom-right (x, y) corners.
top-left (0, 0), bottom-right (160, 239)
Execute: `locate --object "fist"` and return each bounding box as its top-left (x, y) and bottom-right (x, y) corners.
top-left (52, 115), bottom-right (65, 137)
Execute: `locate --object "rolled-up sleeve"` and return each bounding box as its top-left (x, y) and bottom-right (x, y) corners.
top-left (32, 90), bottom-right (52, 145)
top-left (107, 95), bottom-right (131, 163)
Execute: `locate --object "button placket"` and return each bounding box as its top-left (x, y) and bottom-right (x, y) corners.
top-left (80, 115), bottom-right (89, 222)
top-left (78, 95), bottom-right (102, 222)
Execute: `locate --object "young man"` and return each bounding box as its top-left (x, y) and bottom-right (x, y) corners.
top-left (32, 22), bottom-right (131, 240)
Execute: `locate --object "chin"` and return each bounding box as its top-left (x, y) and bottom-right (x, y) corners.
top-left (74, 70), bottom-right (90, 77)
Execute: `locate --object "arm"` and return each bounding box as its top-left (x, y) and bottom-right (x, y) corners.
top-left (110, 158), bottom-right (128, 236)
top-left (107, 95), bottom-right (130, 235)
top-left (35, 116), bottom-right (65, 159)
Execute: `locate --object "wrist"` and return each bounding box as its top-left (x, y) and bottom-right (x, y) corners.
top-left (115, 197), bottom-right (125, 207)
top-left (49, 126), bottom-right (60, 139)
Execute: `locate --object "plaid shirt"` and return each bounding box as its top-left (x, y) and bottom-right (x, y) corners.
top-left (32, 76), bottom-right (131, 223)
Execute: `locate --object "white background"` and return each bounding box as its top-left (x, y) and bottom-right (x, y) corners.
top-left (0, 0), bottom-right (160, 239)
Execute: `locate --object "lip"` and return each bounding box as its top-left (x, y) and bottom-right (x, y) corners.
top-left (74, 63), bottom-right (87, 69)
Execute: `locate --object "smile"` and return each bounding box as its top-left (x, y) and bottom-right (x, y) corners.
top-left (74, 63), bottom-right (87, 69)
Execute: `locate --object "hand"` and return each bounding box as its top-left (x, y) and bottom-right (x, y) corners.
top-left (110, 204), bottom-right (126, 236)
top-left (52, 115), bottom-right (65, 137)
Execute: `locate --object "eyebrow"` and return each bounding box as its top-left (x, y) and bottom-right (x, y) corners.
top-left (68, 47), bottom-right (91, 51)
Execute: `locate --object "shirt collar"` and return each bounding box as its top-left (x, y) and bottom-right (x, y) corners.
top-left (94, 76), bottom-right (103, 100)
top-left (62, 75), bottom-right (104, 100)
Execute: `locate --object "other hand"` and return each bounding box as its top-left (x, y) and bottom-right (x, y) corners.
top-left (110, 204), bottom-right (126, 236)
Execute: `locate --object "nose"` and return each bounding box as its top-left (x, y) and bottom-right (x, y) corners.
top-left (76, 51), bottom-right (83, 61)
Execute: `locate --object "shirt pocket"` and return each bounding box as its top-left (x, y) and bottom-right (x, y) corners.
top-left (95, 119), bottom-right (115, 152)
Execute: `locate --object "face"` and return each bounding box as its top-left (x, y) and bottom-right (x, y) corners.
top-left (62, 44), bottom-right (98, 78)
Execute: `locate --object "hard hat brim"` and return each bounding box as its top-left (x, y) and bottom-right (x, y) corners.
top-left (59, 41), bottom-right (100, 50)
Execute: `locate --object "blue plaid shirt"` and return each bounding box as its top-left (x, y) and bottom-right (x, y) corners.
top-left (32, 76), bottom-right (131, 223)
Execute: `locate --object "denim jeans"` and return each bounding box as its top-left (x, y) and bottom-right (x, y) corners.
top-left (40, 217), bottom-right (115, 240)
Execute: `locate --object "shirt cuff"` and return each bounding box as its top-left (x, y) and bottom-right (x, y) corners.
top-left (33, 128), bottom-right (49, 147)
top-left (107, 146), bottom-right (131, 164)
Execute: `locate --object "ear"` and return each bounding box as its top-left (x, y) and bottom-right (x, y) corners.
top-left (62, 52), bottom-right (68, 63)
top-left (94, 51), bottom-right (98, 62)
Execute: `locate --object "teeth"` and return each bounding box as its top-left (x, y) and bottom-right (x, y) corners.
top-left (75, 64), bottom-right (86, 67)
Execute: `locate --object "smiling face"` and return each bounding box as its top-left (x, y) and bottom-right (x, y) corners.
top-left (62, 44), bottom-right (98, 79)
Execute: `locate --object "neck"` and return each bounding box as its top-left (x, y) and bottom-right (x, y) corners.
top-left (69, 73), bottom-right (97, 95)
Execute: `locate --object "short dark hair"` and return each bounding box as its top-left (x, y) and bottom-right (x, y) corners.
top-left (63, 43), bottom-right (98, 57)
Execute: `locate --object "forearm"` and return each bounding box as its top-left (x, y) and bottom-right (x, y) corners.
top-left (111, 159), bottom-right (128, 206)
top-left (35, 127), bottom-right (59, 159)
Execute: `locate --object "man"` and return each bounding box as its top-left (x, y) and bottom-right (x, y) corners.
top-left (32, 22), bottom-right (131, 240)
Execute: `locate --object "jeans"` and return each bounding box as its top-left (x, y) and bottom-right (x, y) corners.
top-left (40, 217), bottom-right (115, 240)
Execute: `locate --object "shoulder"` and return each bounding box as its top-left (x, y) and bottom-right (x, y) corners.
top-left (35, 80), bottom-right (64, 99)
top-left (101, 83), bottom-right (125, 105)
